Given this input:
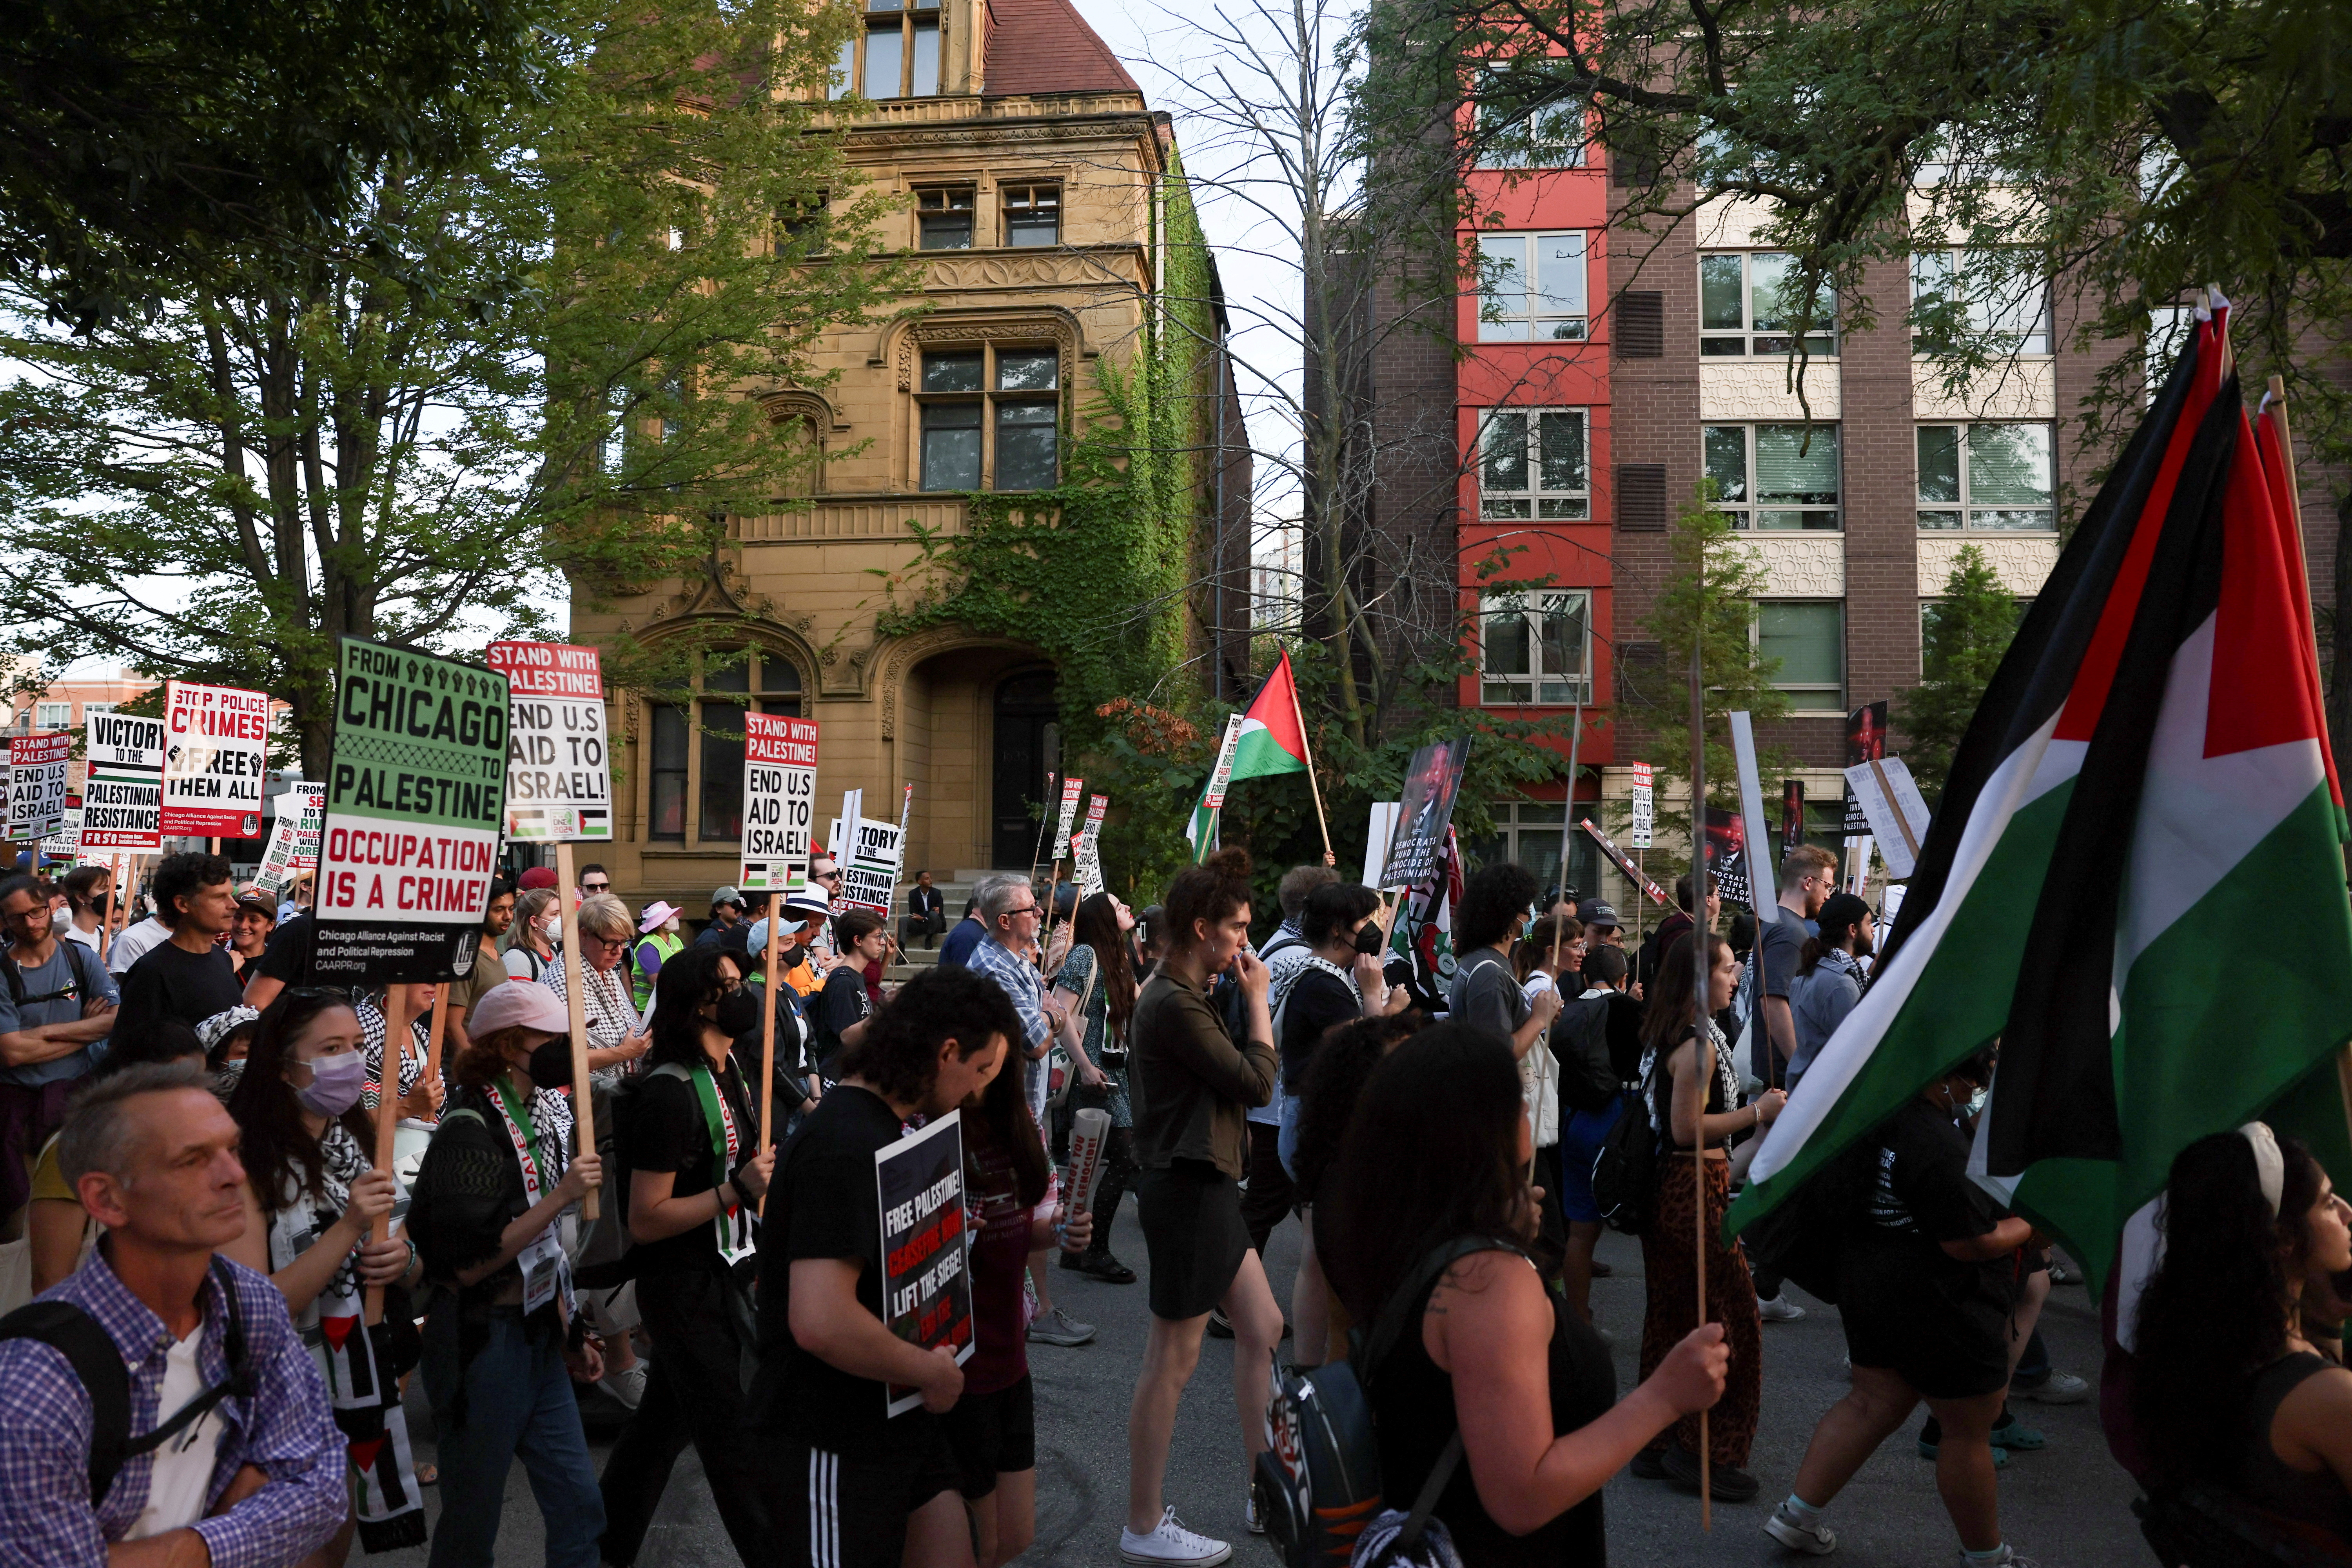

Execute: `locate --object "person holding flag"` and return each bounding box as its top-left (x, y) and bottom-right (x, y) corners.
top-left (1731, 297), bottom-right (2352, 1558)
top-left (1184, 650), bottom-right (1332, 866)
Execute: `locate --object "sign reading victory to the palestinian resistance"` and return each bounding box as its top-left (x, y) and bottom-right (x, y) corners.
top-left (834, 815), bottom-right (904, 915)
top-left (877, 1111), bottom-right (973, 1417)
top-left (257, 783), bottom-right (326, 890)
top-left (83, 712), bottom-right (165, 851)
top-left (6, 731), bottom-right (71, 842)
top-left (740, 713), bottom-right (819, 894)
top-left (161, 681), bottom-right (270, 838)
top-left (312, 640), bottom-right (509, 983)
top-left (485, 641), bottom-right (611, 843)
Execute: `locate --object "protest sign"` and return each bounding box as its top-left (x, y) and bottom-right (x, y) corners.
top-left (257, 783), bottom-right (325, 890)
top-left (161, 681), bottom-right (270, 838)
top-left (312, 640), bottom-right (508, 983)
top-left (877, 1111), bottom-right (974, 1416)
top-left (6, 731), bottom-right (70, 842)
top-left (1053, 776), bottom-right (1085, 847)
top-left (83, 712), bottom-right (167, 852)
top-left (895, 784), bottom-right (914, 876)
top-left (1072, 793), bottom-right (1107, 896)
top-left (1703, 806), bottom-right (1757, 912)
top-left (486, 641), bottom-right (611, 843)
top-left (1729, 711), bottom-right (1775, 893)
top-left (829, 789), bottom-right (864, 865)
top-left (837, 815), bottom-right (902, 914)
top-left (41, 807), bottom-right (79, 864)
top-left (1780, 779), bottom-right (1806, 860)
top-left (1843, 756), bottom-right (1932, 878)
top-left (1579, 818), bottom-right (1671, 907)
top-left (739, 714), bottom-right (818, 893)
top-left (1378, 737), bottom-right (1472, 897)
top-left (1628, 762), bottom-right (1653, 850)
top-left (1843, 702), bottom-right (1888, 836)
top-left (1361, 802), bottom-right (1401, 888)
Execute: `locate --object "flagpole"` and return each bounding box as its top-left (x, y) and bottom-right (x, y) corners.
top-left (1283, 655), bottom-right (1336, 867)
top-left (1027, 770), bottom-right (1058, 887)
top-left (1688, 541), bottom-right (1712, 1532)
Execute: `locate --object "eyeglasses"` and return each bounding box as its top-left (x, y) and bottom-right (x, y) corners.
top-left (1004, 903), bottom-right (1039, 917)
top-left (581, 931), bottom-right (627, 949)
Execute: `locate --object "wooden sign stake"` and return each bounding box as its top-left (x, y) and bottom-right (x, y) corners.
top-left (555, 842), bottom-right (599, 1221)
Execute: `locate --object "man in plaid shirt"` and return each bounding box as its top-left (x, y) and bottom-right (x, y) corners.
top-left (0, 1063), bottom-right (344, 1567)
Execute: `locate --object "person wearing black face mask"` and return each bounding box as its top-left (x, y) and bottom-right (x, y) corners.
top-left (724, 958), bottom-right (818, 1138)
top-left (599, 944), bottom-right (777, 1568)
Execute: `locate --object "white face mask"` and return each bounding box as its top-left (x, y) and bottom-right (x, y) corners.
top-left (538, 913), bottom-right (560, 940)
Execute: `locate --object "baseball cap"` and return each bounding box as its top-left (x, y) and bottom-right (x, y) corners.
top-left (468, 980), bottom-right (569, 1037)
top-left (711, 885), bottom-right (746, 909)
top-left (234, 890), bottom-right (278, 920)
top-left (517, 866), bottom-right (559, 891)
top-left (1575, 898), bottom-right (1622, 930)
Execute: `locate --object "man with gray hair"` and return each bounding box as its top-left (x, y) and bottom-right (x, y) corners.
top-left (0, 1063), bottom-right (345, 1564)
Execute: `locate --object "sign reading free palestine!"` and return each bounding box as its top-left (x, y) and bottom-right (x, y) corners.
top-left (312, 639), bottom-right (510, 984)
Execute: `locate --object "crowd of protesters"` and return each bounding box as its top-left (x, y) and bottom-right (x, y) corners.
top-left (0, 836), bottom-right (2339, 1568)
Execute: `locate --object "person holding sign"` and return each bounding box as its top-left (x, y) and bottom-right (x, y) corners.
top-left (751, 965), bottom-right (1025, 1568)
top-left (407, 980), bottom-right (607, 1568)
top-left (600, 945), bottom-right (776, 1568)
top-left (541, 893), bottom-right (650, 1089)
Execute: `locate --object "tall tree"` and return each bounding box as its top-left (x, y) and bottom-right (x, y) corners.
top-left (0, 0), bottom-right (907, 773)
top-left (1628, 483), bottom-right (1792, 870)
top-left (1898, 543), bottom-right (2022, 806)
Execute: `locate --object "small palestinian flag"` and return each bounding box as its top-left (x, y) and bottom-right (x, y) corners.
top-left (1185, 650), bottom-right (1312, 862)
top-left (1729, 298), bottom-right (2352, 1304)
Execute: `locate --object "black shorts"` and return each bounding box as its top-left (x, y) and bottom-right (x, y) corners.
top-left (1838, 1246), bottom-right (2016, 1401)
top-left (938, 1374), bottom-right (1036, 1498)
top-left (774, 1416), bottom-right (962, 1568)
top-left (1136, 1158), bottom-right (1249, 1321)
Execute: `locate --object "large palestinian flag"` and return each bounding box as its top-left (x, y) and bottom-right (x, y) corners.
top-left (1185, 650), bottom-right (1312, 861)
top-left (1728, 303), bottom-right (2352, 1300)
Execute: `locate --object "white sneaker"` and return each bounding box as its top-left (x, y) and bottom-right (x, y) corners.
top-left (1245, 1488), bottom-right (1265, 1534)
top-left (597, 1362), bottom-right (647, 1410)
top-left (1763, 1502), bottom-right (1837, 1555)
top-left (1758, 1294), bottom-right (1808, 1322)
top-left (1958, 1548), bottom-right (2036, 1568)
top-left (1121, 1508), bottom-right (1233, 1566)
top-left (2013, 1370), bottom-right (2091, 1404)
top-left (1028, 1305), bottom-right (1096, 1347)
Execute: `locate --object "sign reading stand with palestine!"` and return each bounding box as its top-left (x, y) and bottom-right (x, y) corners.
top-left (485, 641), bottom-right (611, 842)
top-left (878, 1111), bottom-right (973, 1416)
top-left (83, 713), bottom-right (165, 851)
top-left (6, 731), bottom-right (71, 842)
top-left (740, 713), bottom-right (819, 893)
top-left (161, 681), bottom-right (270, 839)
top-left (312, 640), bottom-right (509, 982)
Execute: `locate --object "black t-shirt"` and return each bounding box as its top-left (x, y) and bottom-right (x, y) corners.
top-left (627, 1061), bottom-right (758, 1278)
top-left (1278, 966), bottom-right (1359, 1092)
top-left (1857, 1099), bottom-right (2004, 1273)
top-left (259, 913), bottom-right (314, 982)
top-left (114, 938), bottom-right (246, 1044)
top-left (812, 965), bottom-right (870, 1070)
top-left (753, 1084), bottom-right (907, 1454)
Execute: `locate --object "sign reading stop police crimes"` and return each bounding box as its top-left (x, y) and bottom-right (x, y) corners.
top-left (485, 641), bottom-right (611, 842)
top-left (313, 640), bottom-right (509, 982)
top-left (740, 713), bottom-right (819, 893)
top-left (7, 731), bottom-right (71, 841)
top-left (161, 681), bottom-right (270, 838)
top-left (83, 712), bottom-right (166, 851)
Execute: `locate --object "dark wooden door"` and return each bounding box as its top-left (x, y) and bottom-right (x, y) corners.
top-left (992, 669), bottom-right (1060, 870)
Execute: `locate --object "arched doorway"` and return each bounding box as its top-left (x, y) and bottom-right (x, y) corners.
top-left (992, 668), bottom-right (1060, 869)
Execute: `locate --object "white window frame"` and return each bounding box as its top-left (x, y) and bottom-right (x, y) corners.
top-left (1479, 589), bottom-right (1592, 706)
top-left (1476, 407), bottom-right (1590, 520)
top-left (34, 701), bottom-right (70, 730)
top-left (1751, 600), bottom-right (1846, 712)
top-left (1475, 232), bottom-right (1588, 342)
top-left (1698, 251), bottom-right (1837, 357)
top-left (1704, 422), bottom-right (1843, 532)
top-left (1472, 73), bottom-right (1588, 169)
top-left (1915, 421), bottom-right (2056, 532)
top-left (1910, 249), bottom-right (2052, 356)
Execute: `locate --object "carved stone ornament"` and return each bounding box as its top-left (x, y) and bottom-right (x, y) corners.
top-left (876, 624), bottom-right (1038, 739)
top-left (893, 312), bottom-right (1083, 392)
top-left (637, 545), bottom-right (778, 626)
top-left (758, 388), bottom-right (847, 431)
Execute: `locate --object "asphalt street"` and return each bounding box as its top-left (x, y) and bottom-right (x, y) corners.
top-left (376, 1199), bottom-right (2147, 1566)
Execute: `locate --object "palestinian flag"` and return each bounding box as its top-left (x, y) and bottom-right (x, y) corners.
top-left (1186, 650), bottom-right (1312, 861)
top-left (1729, 301), bottom-right (2352, 1302)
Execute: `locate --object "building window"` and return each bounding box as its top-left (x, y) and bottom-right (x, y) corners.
top-left (1699, 252), bottom-right (1836, 357)
top-left (1476, 232), bottom-right (1587, 341)
top-left (645, 651), bottom-right (805, 845)
top-left (1472, 75), bottom-right (1588, 169)
top-left (34, 702), bottom-right (69, 730)
top-left (1704, 423), bottom-right (1841, 530)
top-left (81, 702), bottom-right (113, 718)
top-left (916, 187), bottom-right (973, 250)
top-left (1755, 601), bottom-right (1845, 710)
top-left (831, 0), bottom-right (941, 100)
top-left (1481, 590), bottom-right (1592, 705)
top-left (2146, 304), bottom-right (2196, 406)
top-left (777, 194), bottom-right (829, 254)
top-left (1917, 423), bottom-right (2054, 530)
top-left (1477, 408), bottom-right (1588, 519)
top-left (1911, 250), bottom-right (2051, 356)
top-left (1463, 801), bottom-right (1598, 902)
top-left (917, 345), bottom-right (1060, 491)
top-left (1003, 185), bottom-right (1060, 246)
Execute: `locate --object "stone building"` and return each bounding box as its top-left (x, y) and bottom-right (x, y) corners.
top-left (570, 0), bottom-right (1247, 912)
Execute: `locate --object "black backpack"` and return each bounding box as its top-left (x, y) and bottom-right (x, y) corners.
top-left (1254, 1235), bottom-right (1519, 1568)
top-left (0, 1256), bottom-right (253, 1507)
top-left (1590, 1049), bottom-right (1662, 1234)
top-left (572, 1061), bottom-right (697, 1291)
top-left (1550, 996), bottom-right (1622, 1116)
top-left (3, 937), bottom-right (101, 1012)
